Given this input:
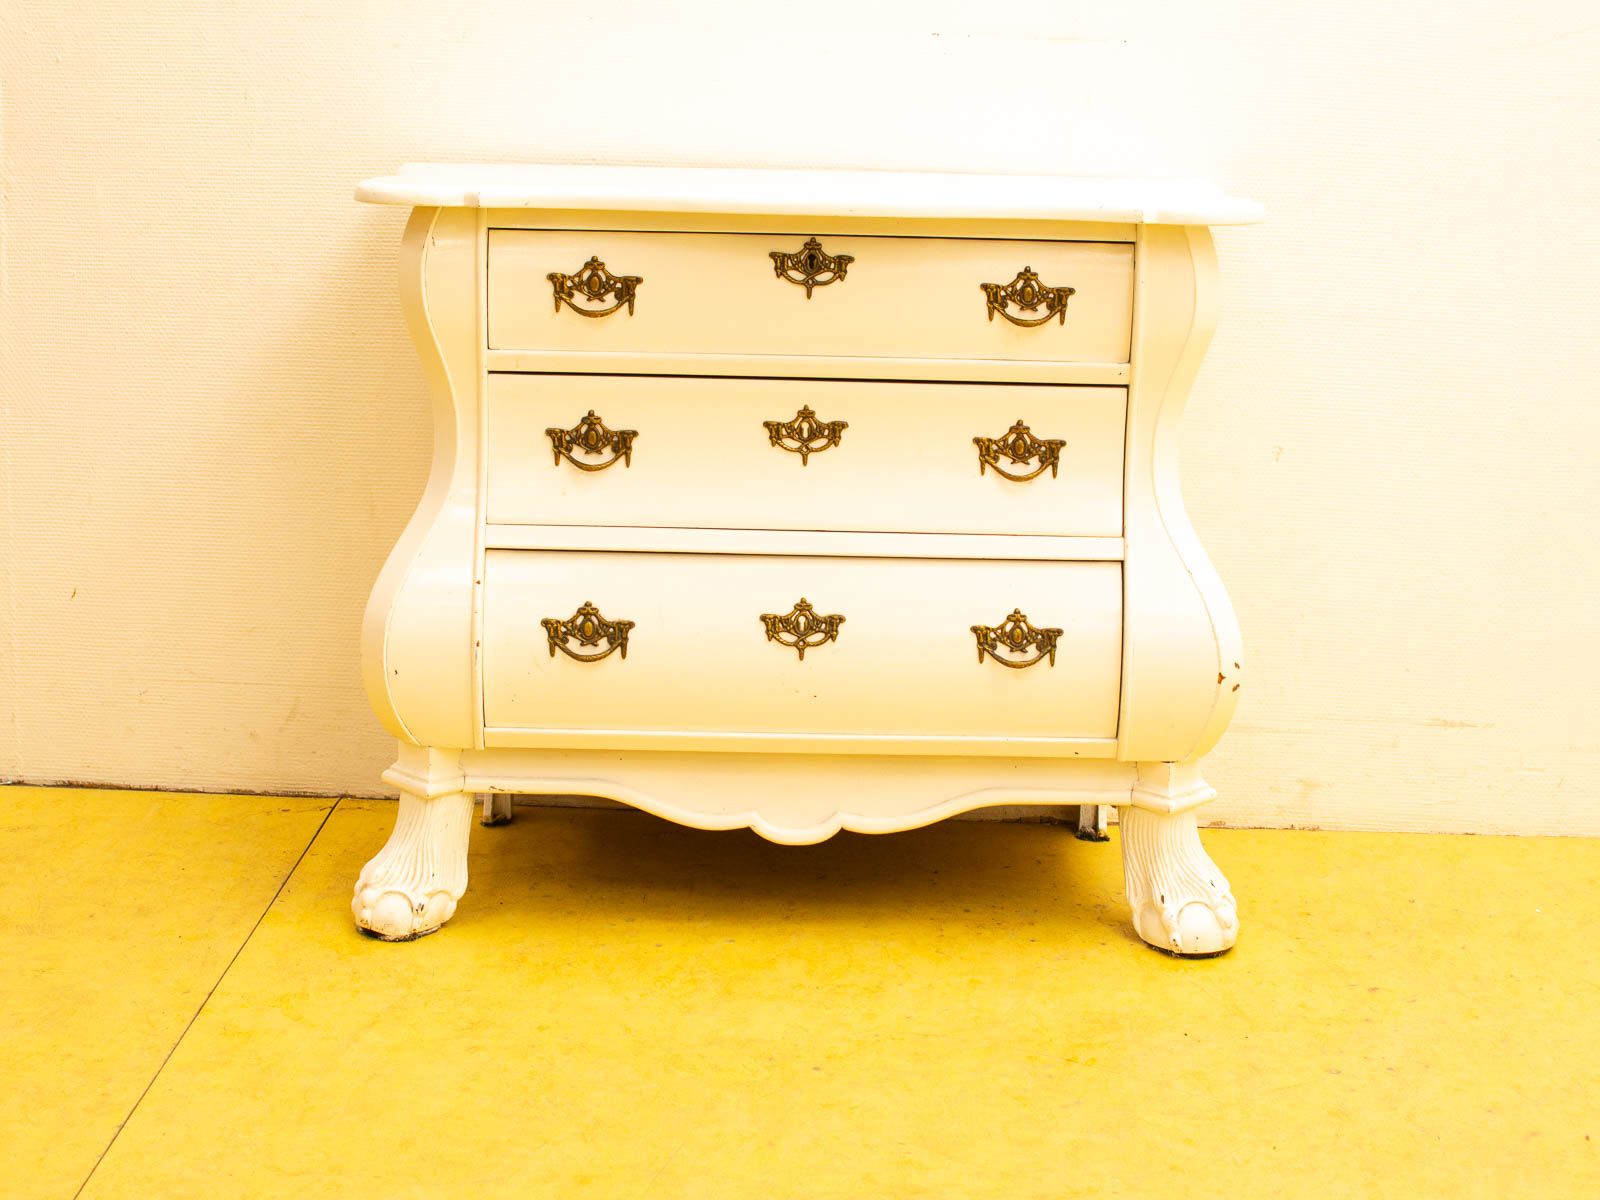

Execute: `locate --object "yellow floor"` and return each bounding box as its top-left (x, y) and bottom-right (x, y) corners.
top-left (3, 787), bottom-right (1597, 1199)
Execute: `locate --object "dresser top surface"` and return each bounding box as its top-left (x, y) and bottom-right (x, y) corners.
top-left (356, 163), bottom-right (1263, 226)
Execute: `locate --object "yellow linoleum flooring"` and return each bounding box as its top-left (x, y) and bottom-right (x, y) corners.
top-left (3, 787), bottom-right (1597, 1199)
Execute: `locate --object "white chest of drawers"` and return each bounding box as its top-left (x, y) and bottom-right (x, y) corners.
top-left (351, 164), bottom-right (1262, 956)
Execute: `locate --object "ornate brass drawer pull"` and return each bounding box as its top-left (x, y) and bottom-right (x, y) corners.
top-left (542, 601), bottom-right (633, 663)
top-left (760, 598), bottom-right (845, 660)
top-left (980, 267), bottom-right (1075, 327)
top-left (547, 256), bottom-right (642, 318)
top-left (546, 410), bottom-right (637, 472)
top-left (770, 237), bottom-right (853, 297)
top-left (972, 609), bottom-right (1062, 670)
top-left (974, 419), bottom-right (1066, 482)
top-left (763, 406), bottom-right (848, 465)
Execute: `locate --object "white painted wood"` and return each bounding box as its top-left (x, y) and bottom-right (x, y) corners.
top-left (1119, 807), bottom-right (1237, 955)
top-left (357, 163), bottom-right (1265, 226)
top-left (488, 375), bottom-right (1127, 537)
top-left (1129, 760), bottom-right (1219, 815)
top-left (485, 349), bottom-right (1131, 386)
top-left (351, 786), bottom-right (474, 940)
top-left (489, 230), bottom-right (1133, 363)
top-left (478, 727), bottom-right (1119, 758)
top-left (481, 550), bottom-right (1123, 739)
top-left (354, 166), bottom-right (1253, 954)
top-left (1116, 226), bottom-right (1242, 763)
top-left (359, 207), bottom-right (482, 750)
top-left (483, 525), bottom-right (1125, 562)
top-left (487, 209), bottom-right (1139, 243)
top-left (381, 743), bottom-right (1139, 847)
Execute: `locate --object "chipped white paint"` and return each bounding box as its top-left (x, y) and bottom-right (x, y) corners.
top-left (351, 788), bottom-right (473, 941)
top-left (1120, 799), bottom-right (1239, 956)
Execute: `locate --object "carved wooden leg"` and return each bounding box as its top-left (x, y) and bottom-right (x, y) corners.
top-left (351, 788), bottom-right (474, 941)
top-left (1119, 764), bottom-right (1238, 956)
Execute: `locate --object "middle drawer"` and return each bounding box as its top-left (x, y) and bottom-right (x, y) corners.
top-left (487, 374), bottom-right (1126, 536)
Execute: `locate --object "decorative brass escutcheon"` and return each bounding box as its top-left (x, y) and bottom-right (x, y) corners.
top-left (769, 237), bottom-right (854, 297)
top-left (546, 410), bottom-right (638, 472)
top-left (974, 419), bottom-right (1066, 482)
top-left (547, 256), bottom-right (642, 318)
top-left (763, 406), bottom-right (848, 465)
top-left (542, 601), bottom-right (633, 663)
top-left (972, 609), bottom-right (1063, 669)
top-left (760, 598), bottom-right (845, 660)
top-left (980, 267), bottom-right (1075, 327)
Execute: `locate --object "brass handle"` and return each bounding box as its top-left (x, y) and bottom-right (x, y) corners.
top-left (547, 256), bottom-right (642, 318)
top-left (972, 609), bottom-right (1062, 669)
top-left (763, 406), bottom-right (848, 465)
top-left (980, 267), bottom-right (1075, 327)
top-left (542, 602), bottom-right (633, 663)
top-left (974, 419), bottom-right (1065, 482)
top-left (760, 599), bottom-right (845, 660)
top-left (546, 410), bottom-right (637, 472)
top-left (769, 237), bottom-right (853, 297)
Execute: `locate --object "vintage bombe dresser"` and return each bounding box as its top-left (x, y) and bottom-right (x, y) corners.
top-left (351, 164), bottom-right (1262, 955)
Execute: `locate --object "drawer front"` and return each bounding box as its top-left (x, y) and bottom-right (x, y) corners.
top-left (482, 550), bottom-right (1122, 739)
top-left (488, 230), bottom-right (1133, 362)
top-left (489, 375), bottom-right (1125, 536)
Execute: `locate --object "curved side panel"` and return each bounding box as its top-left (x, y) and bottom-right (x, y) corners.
top-left (361, 207), bottom-right (481, 747)
top-left (1117, 225), bottom-right (1242, 763)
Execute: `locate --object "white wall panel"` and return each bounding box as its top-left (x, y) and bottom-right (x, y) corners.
top-left (1, 2), bottom-right (1596, 832)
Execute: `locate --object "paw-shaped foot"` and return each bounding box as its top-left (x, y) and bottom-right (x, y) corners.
top-left (350, 790), bottom-right (473, 941)
top-left (351, 864), bottom-right (459, 941)
top-left (1120, 805), bottom-right (1239, 957)
top-left (1131, 889), bottom-right (1238, 957)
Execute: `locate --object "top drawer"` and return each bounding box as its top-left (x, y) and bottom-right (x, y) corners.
top-left (487, 230), bottom-right (1133, 363)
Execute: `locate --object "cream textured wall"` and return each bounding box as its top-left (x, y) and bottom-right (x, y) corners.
top-left (2, 2), bottom-right (1596, 833)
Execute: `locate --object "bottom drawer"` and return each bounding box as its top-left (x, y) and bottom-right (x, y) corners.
top-left (481, 550), bottom-right (1122, 740)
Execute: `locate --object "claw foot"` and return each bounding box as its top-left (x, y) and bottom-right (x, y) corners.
top-left (352, 875), bottom-right (459, 941)
top-left (351, 790), bottom-right (474, 941)
top-left (1119, 804), bottom-right (1238, 956)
